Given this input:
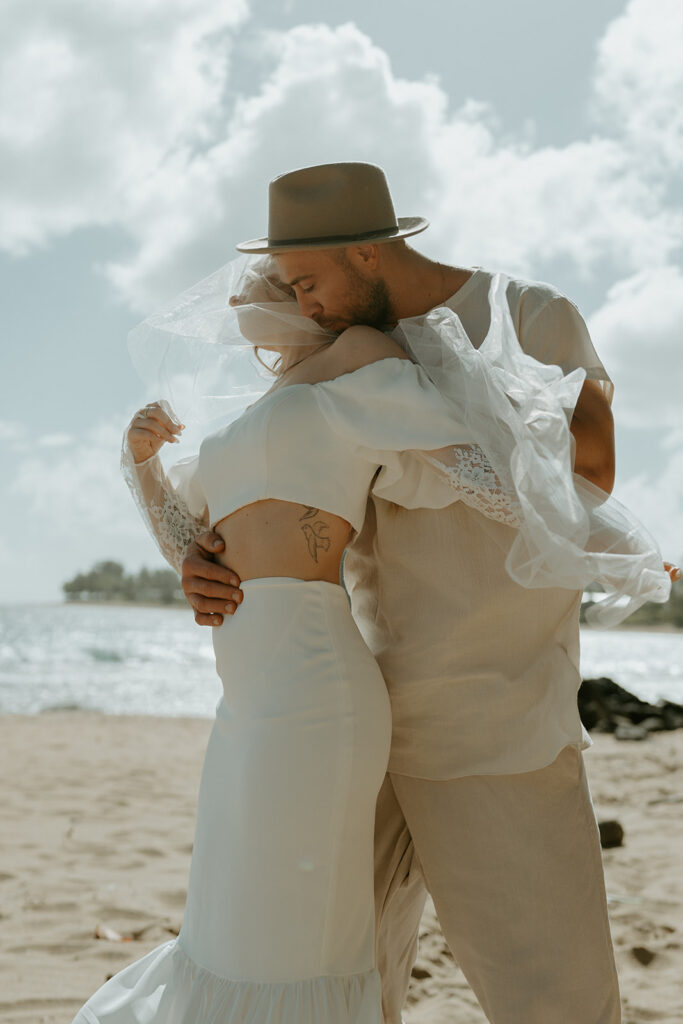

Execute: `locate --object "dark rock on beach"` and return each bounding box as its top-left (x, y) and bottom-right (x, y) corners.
top-left (631, 946), bottom-right (657, 966)
top-left (598, 820), bottom-right (624, 848)
top-left (578, 677), bottom-right (683, 738)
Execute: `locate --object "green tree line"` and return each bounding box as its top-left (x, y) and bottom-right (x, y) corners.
top-left (65, 560), bottom-right (682, 623)
top-left (63, 560), bottom-right (185, 606)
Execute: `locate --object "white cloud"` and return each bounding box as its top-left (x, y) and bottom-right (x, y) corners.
top-left (103, 21), bottom-right (681, 312)
top-left (4, 413), bottom-right (176, 601)
top-left (593, 0), bottom-right (683, 172)
top-left (11, 418), bottom-right (136, 537)
top-left (103, 23), bottom-right (449, 309)
top-left (37, 432), bottom-right (74, 447)
top-left (3, 393), bottom-right (225, 601)
top-left (428, 133), bottom-right (676, 278)
top-left (0, 0), bottom-right (249, 254)
top-left (614, 447), bottom-right (683, 566)
top-left (589, 260), bottom-right (683, 566)
top-left (0, 420), bottom-right (27, 446)
top-left (3, 11), bottom-right (681, 304)
top-left (587, 266), bottom-right (683, 430)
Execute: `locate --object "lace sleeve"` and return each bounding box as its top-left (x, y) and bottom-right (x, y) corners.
top-left (121, 433), bottom-right (209, 575)
top-left (418, 443), bottom-right (523, 527)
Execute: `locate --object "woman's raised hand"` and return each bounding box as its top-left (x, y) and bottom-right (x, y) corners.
top-left (127, 400), bottom-right (184, 464)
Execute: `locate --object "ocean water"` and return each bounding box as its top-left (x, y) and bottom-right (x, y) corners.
top-left (0, 602), bottom-right (682, 717)
top-left (0, 603), bottom-right (219, 717)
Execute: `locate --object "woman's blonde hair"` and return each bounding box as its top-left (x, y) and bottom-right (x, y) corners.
top-left (229, 256), bottom-right (298, 377)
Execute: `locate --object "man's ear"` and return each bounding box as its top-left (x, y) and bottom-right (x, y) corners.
top-left (349, 244), bottom-right (380, 271)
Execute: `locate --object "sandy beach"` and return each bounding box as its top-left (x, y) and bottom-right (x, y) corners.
top-left (1, 712), bottom-right (681, 1024)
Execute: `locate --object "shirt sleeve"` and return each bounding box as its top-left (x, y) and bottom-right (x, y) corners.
top-left (121, 434), bottom-right (209, 575)
top-left (520, 295), bottom-right (614, 404)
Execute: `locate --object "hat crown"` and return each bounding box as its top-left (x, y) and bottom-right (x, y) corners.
top-left (268, 162), bottom-right (398, 245)
top-left (236, 161), bottom-right (428, 253)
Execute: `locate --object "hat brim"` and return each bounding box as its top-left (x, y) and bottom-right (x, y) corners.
top-left (235, 216), bottom-right (429, 254)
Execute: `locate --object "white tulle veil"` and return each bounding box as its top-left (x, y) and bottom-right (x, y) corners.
top-left (125, 252), bottom-right (671, 627)
top-left (127, 254), bottom-right (335, 448)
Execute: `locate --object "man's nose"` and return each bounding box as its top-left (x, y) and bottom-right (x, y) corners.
top-left (297, 293), bottom-right (323, 318)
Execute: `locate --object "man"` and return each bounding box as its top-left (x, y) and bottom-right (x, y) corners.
top-left (178, 162), bottom-right (662, 1023)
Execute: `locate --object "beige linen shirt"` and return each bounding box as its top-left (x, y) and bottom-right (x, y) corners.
top-left (343, 269), bottom-right (613, 780)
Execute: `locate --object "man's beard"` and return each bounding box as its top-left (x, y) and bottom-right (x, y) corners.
top-left (347, 272), bottom-right (393, 329)
top-left (319, 263), bottom-right (393, 332)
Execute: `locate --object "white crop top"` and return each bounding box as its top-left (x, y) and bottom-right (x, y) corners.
top-left (198, 358), bottom-right (476, 531)
top-left (122, 356), bottom-right (522, 574)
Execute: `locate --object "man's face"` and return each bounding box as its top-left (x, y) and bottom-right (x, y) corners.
top-left (274, 248), bottom-right (392, 333)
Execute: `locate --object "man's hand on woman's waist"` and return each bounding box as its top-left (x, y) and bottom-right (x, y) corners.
top-left (182, 533), bottom-right (243, 627)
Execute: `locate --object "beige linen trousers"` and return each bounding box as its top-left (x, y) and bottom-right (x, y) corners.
top-left (372, 745), bottom-right (621, 1024)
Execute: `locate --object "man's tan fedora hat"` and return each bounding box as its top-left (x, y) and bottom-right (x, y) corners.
top-left (236, 162), bottom-right (428, 254)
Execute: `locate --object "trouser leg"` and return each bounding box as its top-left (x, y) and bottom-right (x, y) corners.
top-left (390, 746), bottom-right (621, 1024)
top-left (373, 772), bottom-right (428, 1024)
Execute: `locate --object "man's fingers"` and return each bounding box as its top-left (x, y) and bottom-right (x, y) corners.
top-left (194, 611), bottom-right (225, 627)
top-left (184, 581), bottom-right (242, 602)
top-left (195, 531), bottom-right (226, 555)
top-left (188, 594), bottom-right (241, 615)
top-left (182, 568), bottom-right (242, 598)
top-left (182, 576), bottom-right (241, 600)
top-left (182, 557), bottom-right (239, 588)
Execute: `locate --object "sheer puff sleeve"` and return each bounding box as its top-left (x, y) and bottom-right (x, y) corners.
top-left (313, 358), bottom-right (524, 528)
top-left (121, 421), bottom-right (209, 575)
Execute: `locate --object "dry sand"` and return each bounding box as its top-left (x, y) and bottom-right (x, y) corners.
top-left (1, 712), bottom-right (681, 1023)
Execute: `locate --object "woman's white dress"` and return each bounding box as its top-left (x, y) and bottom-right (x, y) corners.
top-left (76, 575), bottom-right (391, 1024)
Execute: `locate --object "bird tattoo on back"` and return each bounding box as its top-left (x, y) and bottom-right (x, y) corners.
top-left (299, 507), bottom-right (332, 563)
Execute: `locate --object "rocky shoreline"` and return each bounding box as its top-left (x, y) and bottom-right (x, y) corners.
top-left (578, 677), bottom-right (683, 851)
top-left (578, 677), bottom-right (683, 741)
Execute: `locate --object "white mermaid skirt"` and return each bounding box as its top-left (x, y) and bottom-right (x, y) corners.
top-left (73, 578), bottom-right (392, 1023)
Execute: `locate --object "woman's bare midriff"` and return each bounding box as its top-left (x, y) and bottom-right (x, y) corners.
top-left (213, 499), bottom-right (353, 584)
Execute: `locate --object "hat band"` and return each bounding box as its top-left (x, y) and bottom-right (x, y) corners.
top-left (268, 224), bottom-right (400, 247)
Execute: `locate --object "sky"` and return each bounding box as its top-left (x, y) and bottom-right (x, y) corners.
top-left (1, 0), bottom-right (682, 603)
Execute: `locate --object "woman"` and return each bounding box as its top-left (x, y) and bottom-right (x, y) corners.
top-left (74, 256), bottom-right (671, 1024)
